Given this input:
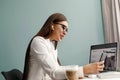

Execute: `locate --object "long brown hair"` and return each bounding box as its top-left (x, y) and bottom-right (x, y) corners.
top-left (22, 13), bottom-right (67, 80)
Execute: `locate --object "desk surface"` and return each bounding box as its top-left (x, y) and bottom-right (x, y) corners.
top-left (82, 72), bottom-right (120, 80)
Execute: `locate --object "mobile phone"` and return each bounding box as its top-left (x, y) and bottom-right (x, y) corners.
top-left (99, 53), bottom-right (107, 62)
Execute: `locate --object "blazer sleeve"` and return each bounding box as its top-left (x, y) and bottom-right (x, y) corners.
top-left (30, 37), bottom-right (84, 80)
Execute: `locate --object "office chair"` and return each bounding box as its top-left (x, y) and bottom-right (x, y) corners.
top-left (1, 69), bottom-right (22, 80)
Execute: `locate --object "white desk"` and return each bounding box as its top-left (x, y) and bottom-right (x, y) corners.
top-left (82, 72), bottom-right (120, 80)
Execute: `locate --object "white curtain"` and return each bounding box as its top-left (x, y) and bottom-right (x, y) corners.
top-left (101, 0), bottom-right (120, 71)
top-left (101, 0), bottom-right (120, 43)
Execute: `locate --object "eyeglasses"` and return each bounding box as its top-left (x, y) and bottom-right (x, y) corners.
top-left (55, 23), bottom-right (68, 32)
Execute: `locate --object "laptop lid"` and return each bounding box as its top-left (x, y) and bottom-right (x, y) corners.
top-left (89, 42), bottom-right (118, 72)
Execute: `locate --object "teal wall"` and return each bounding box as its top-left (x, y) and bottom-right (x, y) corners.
top-left (0, 0), bottom-right (104, 78)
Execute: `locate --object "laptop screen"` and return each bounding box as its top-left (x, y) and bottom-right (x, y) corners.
top-left (89, 42), bottom-right (118, 71)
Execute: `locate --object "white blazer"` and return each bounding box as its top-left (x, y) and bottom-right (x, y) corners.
top-left (27, 36), bottom-right (84, 80)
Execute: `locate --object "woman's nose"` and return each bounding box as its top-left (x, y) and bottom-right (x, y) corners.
top-left (63, 31), bottom-right (67, 35)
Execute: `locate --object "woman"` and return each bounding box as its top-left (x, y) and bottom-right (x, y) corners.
top-left (22, 13), bottom-right (104, 80)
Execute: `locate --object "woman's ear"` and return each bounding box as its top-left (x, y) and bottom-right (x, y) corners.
top-left (51, 25), bottom-right (54, 30)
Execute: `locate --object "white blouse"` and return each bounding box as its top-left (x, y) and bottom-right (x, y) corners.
top-left (27, 36), bottom-right (84, 80)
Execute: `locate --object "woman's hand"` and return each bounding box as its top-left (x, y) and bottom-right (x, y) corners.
top-left (83, 61), bottom-right (104, 74)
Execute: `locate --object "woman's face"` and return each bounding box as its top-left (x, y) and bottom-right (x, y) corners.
top-left (50, 21), bottom-right (68, 41)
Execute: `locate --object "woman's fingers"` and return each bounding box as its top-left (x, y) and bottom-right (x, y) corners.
top-left (99, 61), bottom-right (104, 65)
top-left (83, 61), bottom-right (105, 74)
top-left (97, 61), bottom-right (104, 71)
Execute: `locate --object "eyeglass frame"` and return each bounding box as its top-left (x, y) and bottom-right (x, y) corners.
top-left (54, 23), bottom-right (68, 32)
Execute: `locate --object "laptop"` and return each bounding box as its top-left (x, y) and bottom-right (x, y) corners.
top-left (89, 42), bottom-right (120, 79)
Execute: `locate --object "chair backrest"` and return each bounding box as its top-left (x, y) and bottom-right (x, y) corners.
top-left (1, 69), bottom-right (22, 80)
